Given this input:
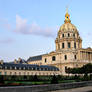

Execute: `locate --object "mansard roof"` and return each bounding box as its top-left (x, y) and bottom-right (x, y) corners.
top-left (0, 62), bottom-right (59, 71)
top-left (27, 55), bottom-right (42, 62)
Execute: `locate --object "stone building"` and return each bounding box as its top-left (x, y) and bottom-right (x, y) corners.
top-left (0, 60), bottom-right (60, 76)
top-left (28, 11), bottom-right (92, 75)
top-left (0, 10), bottom-right (92, 76)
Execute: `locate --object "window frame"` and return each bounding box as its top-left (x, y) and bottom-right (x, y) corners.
top-left (62, 34), bottom-right (64, 38)
top-left (52, 56), bottom-right (56, 61)
top-left (45, 58), bottom-right (47, 63)
top-left (68, 33), bottom-right (70, 37)
top-left (65, 55), bottom-right (67, 60)
top-left (68, 42), bottom-right (71, 48)
top-left (62, 43), bottom-right (64, 48)
top-left (74, 55), bottom-right (77, 59)
top-left (74, 42), bottom-right (76, 49)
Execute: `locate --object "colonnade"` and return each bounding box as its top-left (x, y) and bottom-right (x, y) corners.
top-left (80, 51), bottom-right (92, 61)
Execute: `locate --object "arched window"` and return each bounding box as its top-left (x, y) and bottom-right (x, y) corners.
top-left (68, 33), bottom-right (70, 37)
top-left (65, 66), bottom-right (67, 70)
top-left (45, 58), bottom-right (47, 63)
top-left (65, 66), bottom-right (68, 73)
top-left (64, 55), bottom-right (67, 60)
top-left (68, 42), bottom-right (71, 48)
top-left (74, 42), bottom-right (76, 48)
top-left (52, 56), bottom-right (56, 61)
top-left (62, 34), bottom-right (64, 37)
top-left (74, 55), bottom-right (77, 59)
top-left (73, 33), bottom-right (75, 37)
top-left (62, 43), bottom-right (64, 48)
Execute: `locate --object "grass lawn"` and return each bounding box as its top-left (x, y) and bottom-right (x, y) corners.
top-left (4, 81), bottom-right (51, 85)
top-left (59, 80), bottom-right (76, 83)
top-left (4, 80), bottom-right (76, 86)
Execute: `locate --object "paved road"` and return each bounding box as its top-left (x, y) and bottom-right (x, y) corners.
top-left (49, 86), bottom-right (92, 92)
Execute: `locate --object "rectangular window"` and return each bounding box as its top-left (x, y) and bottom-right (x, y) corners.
top-left (45, 58), bottom-right (47, 63)
top-left (75, 55), bottom-right (77, 59)
top-left (19, 72), bottom-right (21, 75)
top-left (68, 42), bottom-right (71, 48)
top-left (0, 72), bottom-right (2, 75)
top-left (62, 43), bottom-right (64, 48)
top-left (52, 56), bottom-right (56, 61)
top-left (27, 72), bottom-right (29, 75)
top-left (65, 55), bottom-right (67, 60)
top-left (62, 34), bottom-right (64, 37)
top-left (10, 72), bottom-right (12, 75)
top-left (73, 33), bottom-right (75, 37)
top-left (4, 72), bottom-right (7, 75)
top-left (74, 42), bottom-right (76, 48)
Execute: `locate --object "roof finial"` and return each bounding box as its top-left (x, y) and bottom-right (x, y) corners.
top-left (64, 6), bottom-right (71, 23)
top-left (66, 5), bottom-right (68, 14)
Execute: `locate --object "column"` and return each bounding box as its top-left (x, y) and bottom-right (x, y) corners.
top-left (84, 52), bottom-right (85, 60)
top-left (86, 52), bottom-right (87, 60)
top-left (91, 52), bottom-right (92, 61)
top-left (85, 52), bottom-right (87, 61)
top-left (90, 52), bottom-right (91, 61)
top-left (83, 52), bottom-right (84, 60)
top-left (80, 52), bottom-right (81, 60)
top-left (82, 51), bottom-right (83, 60)
top-left (86, 52), bottom-right (88, 61)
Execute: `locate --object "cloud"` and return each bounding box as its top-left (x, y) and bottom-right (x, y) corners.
top-left (0, 38), bottom-right (14, 44)
top-left (0, 19), bottom-right (11, 30)
top-left (15, 15), bottom-right (58, 38)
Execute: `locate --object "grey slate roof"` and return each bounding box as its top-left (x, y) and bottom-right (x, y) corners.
top-left (27, 55), bottom-right (42, 62)
top-left (9, 59), bottom-right (27, 64)
top-left (0, 63), bottom-right (59, 71)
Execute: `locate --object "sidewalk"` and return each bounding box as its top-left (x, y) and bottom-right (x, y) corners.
top-left (49, 86), bottom-right (92, 92)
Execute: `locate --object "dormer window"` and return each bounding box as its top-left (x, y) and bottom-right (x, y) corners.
top-left (15, 67), bottom-right (16, 69)
top-left (19, 67), bottom-right (21, 70)
top-left (5, 66), bottom-right (7, 69)
top-left (10, 67), bottom-right (12, 70)
top-left (23, 67), bottom-right (25, 70)
top-left (0, 66), bottom-right (2, 69)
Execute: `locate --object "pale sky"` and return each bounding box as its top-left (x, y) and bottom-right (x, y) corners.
top-left (0, 0), bottom-right (92, 62)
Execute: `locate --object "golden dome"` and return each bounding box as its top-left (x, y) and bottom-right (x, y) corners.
top-left (59, 11), bottom-right (77, 32)
top-left (59, 22), bottom-right (77, 32)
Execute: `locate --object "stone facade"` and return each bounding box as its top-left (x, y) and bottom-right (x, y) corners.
top-left (28, 11), bottom-right (92, 75)
top-left (0, 62), bottom-right (61, 76)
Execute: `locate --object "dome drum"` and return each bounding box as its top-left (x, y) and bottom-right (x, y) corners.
top-left (55, 11), bottom-right (82, 51)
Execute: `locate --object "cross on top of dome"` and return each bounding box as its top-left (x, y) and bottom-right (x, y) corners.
top-left (64, 7), bottom-right (71, 23)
